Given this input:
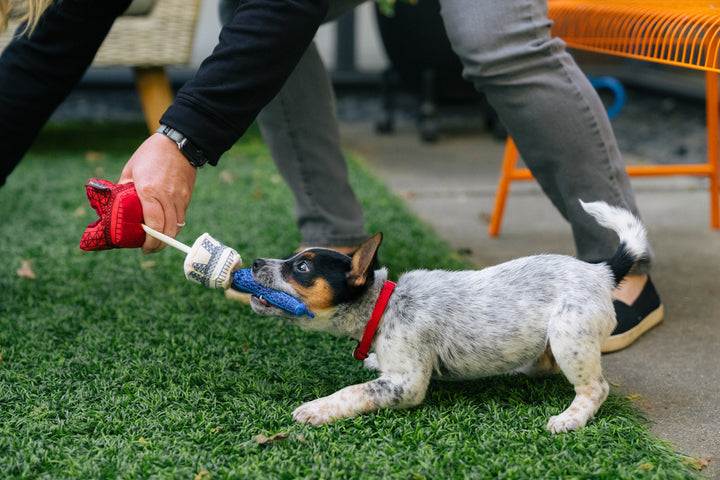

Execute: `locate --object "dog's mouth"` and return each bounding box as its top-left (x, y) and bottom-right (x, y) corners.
top-left (250, 294), bottom-right (272, 308)
top-left (249, 294), bottom-right (283, 315)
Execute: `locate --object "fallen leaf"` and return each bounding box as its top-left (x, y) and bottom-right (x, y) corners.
top-left (138, 437), bottom-right (149, 446)
top-left (141, 260), bottom-right (157, 269)
top-left (74, 205), bottom-right (87, 217)
top-left (85, 150), bottom-right (106, 162)
top-left (610, 381), bottom-right (620, 387)
top-left (17, 260), bottom-right (35, 279)
top-left (194, 471), bottom-right (211, 480)
top-left (219, 170), bottom-right (236, 184)
top-left (683, 456), bottom-right (710, 470)
top-left (211, 425), bottom-right (223, 434)
top-left (626, 393), bottom-right (643, 401)
top-left (639, 463), bottom-right (654, 470)
top-left (297, 435), bottom-right (308, 444)
top-left (254, 432), bottom-right (288, 445)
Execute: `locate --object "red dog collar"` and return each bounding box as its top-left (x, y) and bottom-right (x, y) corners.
top-left (353, 280), bottom-right (396, 361)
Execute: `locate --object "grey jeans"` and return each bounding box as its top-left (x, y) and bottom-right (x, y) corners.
top-left (220, 0), bottom-right (652, 271)
top-left (221, 0), bottom-right (369, 248)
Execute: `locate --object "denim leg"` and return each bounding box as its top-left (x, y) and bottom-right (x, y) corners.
top-left (257, 42), bottom-right (369, 247)
top-left (438, 0), bottom-right (652, 271)
top-left (219, 0), bottom-right (368, 247)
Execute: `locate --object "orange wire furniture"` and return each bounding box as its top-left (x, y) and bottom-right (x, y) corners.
top-left (489, 0), bottom-right (720, 236)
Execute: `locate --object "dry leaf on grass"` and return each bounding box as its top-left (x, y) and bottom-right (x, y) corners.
top-left (74, 205), bottom-right (87, 217)
top-left (219, 170), bottom-right (236, 184)
top-left (85, 150), bottom-right (106, 162)
top-left (254, 432), bottom-right (288, 445)
top-left (194, 471), bottom-right (211, 480)
top-left (17, 260), bottom-right (35, 279)
top-left (684, 456), bottom-right (711, 470)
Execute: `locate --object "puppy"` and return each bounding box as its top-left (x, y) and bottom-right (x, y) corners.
top-left (248, 200), bottom-right (648, 433)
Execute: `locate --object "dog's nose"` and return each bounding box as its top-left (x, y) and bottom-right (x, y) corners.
top-left (252, 259), bottom-right (266, 271)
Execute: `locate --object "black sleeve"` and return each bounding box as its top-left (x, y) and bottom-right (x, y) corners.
top-left (159, 0), bottom-right (329, 166)
top-left (0, 0), bottom-right (132, 186)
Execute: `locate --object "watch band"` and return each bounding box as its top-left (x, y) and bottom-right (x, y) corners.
top-left (156, 125), bottom-right (209, 168)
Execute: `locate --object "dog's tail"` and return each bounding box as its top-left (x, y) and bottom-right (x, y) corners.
top-left (579, 200), bottom-right (649, 286)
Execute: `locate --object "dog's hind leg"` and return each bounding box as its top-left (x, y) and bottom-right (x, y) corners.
top-left (545, 309), bottom-right (612, 433)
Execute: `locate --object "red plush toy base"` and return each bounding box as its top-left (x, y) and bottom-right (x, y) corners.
top-left (80, 179), bottom-right (145, 251)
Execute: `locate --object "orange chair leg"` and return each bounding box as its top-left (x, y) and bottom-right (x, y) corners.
top-left (489, 138), bottom-right (520, 236)
top-left (133, 66), bottom-right (174, 134)
top-left (706, 71), bottom-right (720, 229)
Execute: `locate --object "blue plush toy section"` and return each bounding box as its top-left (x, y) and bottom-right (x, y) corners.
top-left (231, 269), bottom-right (314, 318)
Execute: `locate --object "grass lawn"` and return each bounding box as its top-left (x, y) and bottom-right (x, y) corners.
top-left (0, 122), bottom-right (700, 479)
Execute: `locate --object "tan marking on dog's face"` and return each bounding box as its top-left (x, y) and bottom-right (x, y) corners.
top-left (287, 277), bottom-right (335, 312)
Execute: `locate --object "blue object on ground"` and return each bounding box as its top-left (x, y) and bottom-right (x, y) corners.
top-left (231, 269), bottom-right (314, 318)
top-left (588, 76), bottom-right (626, 120)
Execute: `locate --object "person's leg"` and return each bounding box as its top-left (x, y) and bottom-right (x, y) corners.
top-left (439, 0), bottom-right (648, 268)
top-left (438, 0), bottom-right (661, 350)
top-left (256, 42), bottom-right (368, 248)
top-left (220, 0), bottom-right (368, 248)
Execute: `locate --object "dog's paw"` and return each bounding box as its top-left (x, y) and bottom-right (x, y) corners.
top-left (292, 399), bottom-right (338, 426)
top-left (546, 413), bottom-right (588, 433)
top-left (363, 353), bottom-right (380, 371)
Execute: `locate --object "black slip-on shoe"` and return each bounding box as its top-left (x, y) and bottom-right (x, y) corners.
top-left (602, 277), bottom-right (664, 353)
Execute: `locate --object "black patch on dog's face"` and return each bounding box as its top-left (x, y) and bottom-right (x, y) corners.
top-left (282, 249), bottom-right (372, 311)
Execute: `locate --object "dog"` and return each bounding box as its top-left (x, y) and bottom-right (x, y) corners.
top-left (248, 200), bottom-right (648, 433)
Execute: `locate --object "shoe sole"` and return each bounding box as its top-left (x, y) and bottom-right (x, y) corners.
top-left (601, 304), bottom-right (664, 353)
top-left (225, 288), bottom-right (252, 305)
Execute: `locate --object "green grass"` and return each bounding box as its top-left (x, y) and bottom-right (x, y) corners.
top-left (0, 122), bottom-right (699, 479)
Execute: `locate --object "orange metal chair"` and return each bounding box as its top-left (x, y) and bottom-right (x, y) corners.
top-left (489, 0), bottom-right (720, 235)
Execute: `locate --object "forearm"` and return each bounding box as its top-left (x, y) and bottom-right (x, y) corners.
top-left (0, 0), bottom-right (132, 184)
top-left (160, 0), bottom-right (329, 165)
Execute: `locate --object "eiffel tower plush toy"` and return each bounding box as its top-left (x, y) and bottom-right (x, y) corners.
top-left (80, 179), bottom-right (312, 317)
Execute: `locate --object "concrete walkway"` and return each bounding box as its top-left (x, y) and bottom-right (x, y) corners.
top-left (340, 120), bottom-right (720, 477)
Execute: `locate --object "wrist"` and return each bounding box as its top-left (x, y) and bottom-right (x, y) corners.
top-left (156, 125), bottom-right (209, 168)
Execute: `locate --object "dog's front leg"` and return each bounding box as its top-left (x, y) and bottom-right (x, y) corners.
top-left (292, 373), bottom-right (429, 425)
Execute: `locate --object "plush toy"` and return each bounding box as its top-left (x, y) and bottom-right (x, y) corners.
top-left (231, 269), bottom-right (314, 318)
top-left (81, 179), bottom-right (145, 250)
top-left (79, 179), bottom-right (312, 317)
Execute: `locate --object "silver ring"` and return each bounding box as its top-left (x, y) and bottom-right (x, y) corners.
top-left (177, 222), bottom-right (186, 227)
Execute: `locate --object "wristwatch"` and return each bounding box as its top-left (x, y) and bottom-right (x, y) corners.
top-left (156, 125), bottom-right (209, 168)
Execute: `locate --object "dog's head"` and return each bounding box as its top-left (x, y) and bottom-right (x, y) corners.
top-left (249, 233), bottom-right (383, 326)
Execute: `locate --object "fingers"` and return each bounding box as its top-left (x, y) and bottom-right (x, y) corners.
top-left (120, 134), bottom-right (198, 254)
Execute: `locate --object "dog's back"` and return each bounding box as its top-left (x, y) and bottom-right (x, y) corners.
top-left (382, 255), bottom-right (616, 379)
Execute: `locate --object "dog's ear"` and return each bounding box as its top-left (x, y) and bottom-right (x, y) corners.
top-left (348, 233), bottom-right (382, 288)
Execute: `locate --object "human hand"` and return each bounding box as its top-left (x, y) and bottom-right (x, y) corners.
top-left (119, 133), bottom-right (197, 254)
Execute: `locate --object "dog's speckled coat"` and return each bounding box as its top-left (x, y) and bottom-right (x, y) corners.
top-left (249, 201), bottom-right (648, 433)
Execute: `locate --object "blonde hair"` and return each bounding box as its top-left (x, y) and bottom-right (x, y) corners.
top-left (1, 0), bottom-right (54, 35)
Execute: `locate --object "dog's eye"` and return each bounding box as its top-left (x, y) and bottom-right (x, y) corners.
top-left (295, 261), bottom-right (310, 273)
